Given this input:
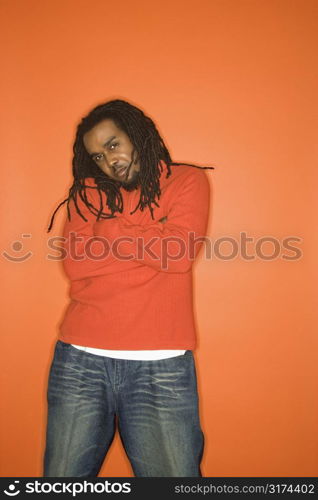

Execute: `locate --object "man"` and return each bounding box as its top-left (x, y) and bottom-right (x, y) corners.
top-left (45, 99), bottom-right (213, 477)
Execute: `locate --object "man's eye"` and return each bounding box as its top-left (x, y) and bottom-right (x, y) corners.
top-left (109, 142), bottom-right (119, 150)
top-left (94, 155), bottom-right (103, 162)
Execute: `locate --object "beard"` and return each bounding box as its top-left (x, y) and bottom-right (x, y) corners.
top-left (120, 170), bottom-right (141, 192)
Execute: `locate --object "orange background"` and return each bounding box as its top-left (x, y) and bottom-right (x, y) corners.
top-left (1, 0), bottom-right (317, 477)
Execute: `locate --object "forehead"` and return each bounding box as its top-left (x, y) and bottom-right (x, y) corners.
top-left (83, 119), bottom-right (124, 150)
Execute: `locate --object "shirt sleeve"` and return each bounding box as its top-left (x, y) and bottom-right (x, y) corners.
top-left (61, 181), bottom-right (119, 280)
top-left (93, 169), bottom-right (211, 273)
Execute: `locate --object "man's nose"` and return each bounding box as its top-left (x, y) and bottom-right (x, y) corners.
top-left (103, 152), bottom-right (118, 169)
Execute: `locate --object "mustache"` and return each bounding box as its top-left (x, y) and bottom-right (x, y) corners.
top-left (112, 156), bottom-right (135, 172)
top-left (113, 164), bottom-right (128, 171)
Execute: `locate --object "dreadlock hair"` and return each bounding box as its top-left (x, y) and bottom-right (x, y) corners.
top-left (47, 99), bottom-right (215, 232)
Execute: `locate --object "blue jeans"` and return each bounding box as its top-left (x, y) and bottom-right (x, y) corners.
top-left (43, 340), bottom-right (204, 477)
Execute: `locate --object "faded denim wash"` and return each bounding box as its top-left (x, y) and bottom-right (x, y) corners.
top-left (43, 340), bottom-right (204, 477)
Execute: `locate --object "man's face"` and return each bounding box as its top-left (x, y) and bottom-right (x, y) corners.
top-left (83, 119), bottom-right (141, 190)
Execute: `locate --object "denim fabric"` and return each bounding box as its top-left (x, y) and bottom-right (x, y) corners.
top-left (43, 340), bottom-right (204, 477)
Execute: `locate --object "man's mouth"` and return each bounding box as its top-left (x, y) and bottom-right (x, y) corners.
top-left (114, 166), bottom-right (129, 178)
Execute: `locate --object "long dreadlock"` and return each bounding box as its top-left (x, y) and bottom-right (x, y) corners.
top-left (47, 99), bottom-right (215, 232)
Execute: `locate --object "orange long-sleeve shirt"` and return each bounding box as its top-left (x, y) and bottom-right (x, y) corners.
top-left (58, 161), bottom-right (211, 349)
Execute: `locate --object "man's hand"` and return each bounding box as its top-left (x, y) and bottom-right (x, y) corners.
top-left (158, 216), bottom-right (167, 224)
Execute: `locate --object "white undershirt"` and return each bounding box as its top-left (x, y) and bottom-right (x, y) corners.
top-left (71, 344), bottom-right (186, 360)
